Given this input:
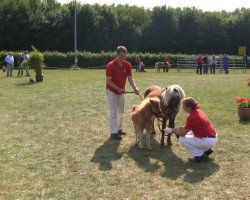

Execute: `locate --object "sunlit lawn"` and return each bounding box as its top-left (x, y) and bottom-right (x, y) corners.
top-left (0, 69), bottom-right (249, 199)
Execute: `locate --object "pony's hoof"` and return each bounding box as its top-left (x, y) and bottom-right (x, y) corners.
top-left (160, 143), bottom-right (165, 147)
top-left (167, 142), bottom-right (172, 146)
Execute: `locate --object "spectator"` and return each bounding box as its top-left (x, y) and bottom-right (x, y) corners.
top-left (203, 53), bottom-right (209, 74)
top-left (135, 55), bottom-right (141, 72)
top-left (163, 56), bottom-right (171, 72)
top-left (17, 53), bottom-right (24, 77)
top-left (243, 54), bottom-right (248, 69)
top-left (23, 51), bottom-right (30, 76)
top-left (196, 54), bottom-right (204, 75)
top-left (139, 62), bottom-right (146, 72)
top-left (222, 54), bottom-right (229, 74)
top-left (5, 52), bottom-right (14, 77)
top-left (210, 54), bottom-right (217, 74)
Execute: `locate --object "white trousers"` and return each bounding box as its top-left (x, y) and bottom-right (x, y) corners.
top-left (106, 90), bottom-right (125, 134)
top-left (179, 132), bottom-right (217, 157)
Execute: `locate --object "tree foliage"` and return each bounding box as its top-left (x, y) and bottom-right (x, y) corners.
top-left (0, 0), bottom-right (249, 54)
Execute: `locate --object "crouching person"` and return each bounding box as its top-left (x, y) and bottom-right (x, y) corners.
top-left (172, 97), bottom-right (217, 162)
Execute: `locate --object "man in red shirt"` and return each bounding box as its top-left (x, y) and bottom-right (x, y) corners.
top-left (171, 97), bottom-right (217, 161)
top-left (106, 46), bottom-right (139, 140)
top-left (196, 54), bottom-right (204, 75)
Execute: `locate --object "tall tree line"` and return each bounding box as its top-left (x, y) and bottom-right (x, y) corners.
top-left (0, 0), bottom-right (249, 54)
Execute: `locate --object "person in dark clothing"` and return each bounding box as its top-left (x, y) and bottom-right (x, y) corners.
top-left (196, 54), bottom-right (204, 75)
top-left (243, 55), bottom-right (248, 69)
top-left (203, 54), bottom-right (209, 74)
top-left (17, 53), bottom-right (24, 77)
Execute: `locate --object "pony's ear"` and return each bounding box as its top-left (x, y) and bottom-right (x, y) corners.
top-left (162, 87), bottom-right (167, 92)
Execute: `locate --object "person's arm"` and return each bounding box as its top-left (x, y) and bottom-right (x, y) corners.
top-left (128, 76), bottom-right (139, 94)
top-left (172, 126), bottom-right (190, 136)
top-left (106, 77), bottom-right (125, 94)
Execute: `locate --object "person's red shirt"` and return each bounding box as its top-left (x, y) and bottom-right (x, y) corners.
top-left (196, 57), bottom-right (204, 65)
top-left (106, 59), bottom-right (132, 95)
top-left (184, 109), bottom-right (216, 138)
top-left (163, 57), bottom-right (170, 64)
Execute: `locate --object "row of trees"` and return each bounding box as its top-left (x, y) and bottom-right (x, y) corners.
top-left (0, 0), bottom-right (249, 54)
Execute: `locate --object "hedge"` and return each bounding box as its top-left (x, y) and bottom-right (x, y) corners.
top-left (0, 51), bottom-right (190, 68)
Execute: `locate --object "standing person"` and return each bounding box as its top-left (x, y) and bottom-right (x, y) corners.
top-left (163, 56), bottom-right (171, 72)
top-left (23, 51), bottom-right (30, 76)
top-left (243, 54), bottom-right (248, 70)
top-left (222, 54), bottom-right (229, 74)
top-left (203, 54), bottom-right (209, 74)
top-left (196, 54), bottom-right (204, 75)
top-left (106, 46), bottom-right (139, 140)
top-left (135, 55), bottom-right (141, 72)
top-left (210, 54), bottom-right (217, 74)
top-left (171, 97), bottom-right (217, 162)
top-left (5, 52), bottom-right (14, 77)
top-left (17, 53), bottom-right (24, 77)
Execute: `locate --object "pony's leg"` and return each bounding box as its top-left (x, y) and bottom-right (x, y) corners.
top-left (151, 118), bottom-right (156, 135)
top-left (134, 124), bottom-right (139, 144)
top-left (167, 116), bottom-right (176, 145)
top-left (161, 116), bottom-right (167, 146)
top-left (139, 129), bottom-right (144, 149)
top-left (146, 131), bottom-right (152, 150)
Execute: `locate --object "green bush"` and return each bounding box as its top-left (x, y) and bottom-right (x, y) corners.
top-left (0, 51), bottom-right (188, 68)
top-left (23, 47), bottom-right (44, 75)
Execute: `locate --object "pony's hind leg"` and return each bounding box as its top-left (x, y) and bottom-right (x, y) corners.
top-left (139, 129), bottom-right (144, 149)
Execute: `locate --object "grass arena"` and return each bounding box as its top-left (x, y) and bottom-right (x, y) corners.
top-left (0, 69), bottom-right (249, 199)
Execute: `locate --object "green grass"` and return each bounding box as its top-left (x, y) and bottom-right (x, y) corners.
top-left (0, 69), bottom-right (249, 199)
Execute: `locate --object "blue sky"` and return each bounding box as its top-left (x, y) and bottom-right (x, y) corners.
top-left (58, 0), bottom-right (250, 11)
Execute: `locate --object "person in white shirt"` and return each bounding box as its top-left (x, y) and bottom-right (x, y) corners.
top-left (5, 52), bottom-right (14, 77)
top-left (210, 54), bottom-right (217, 74)
top-left (23, 51), bottom-right (30, 76)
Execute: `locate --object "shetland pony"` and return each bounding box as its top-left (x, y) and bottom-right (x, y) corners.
top-left (155, 62), bottom-right (170, 72)
top-left (132, 97), bottom-right (163, 150)
top-left (144, 85), bottom-right (185, 146)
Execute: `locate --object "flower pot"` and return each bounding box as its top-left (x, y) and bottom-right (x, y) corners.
top-left (238, 107), bottom-right (250, 121)
top-left (35, 74), bottom-right (43, 82)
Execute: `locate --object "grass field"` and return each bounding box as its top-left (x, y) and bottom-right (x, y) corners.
top-left (0, 69), bottom-right (249, 200)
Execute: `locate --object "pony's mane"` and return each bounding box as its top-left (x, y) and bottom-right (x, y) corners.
top-left (134, 97), bottom-right (160, 111)
top-left (162, 85), bottom-right (185, 107)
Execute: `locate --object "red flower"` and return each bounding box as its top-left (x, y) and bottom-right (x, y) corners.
top-left (236, 97), bottom-right (246, 103)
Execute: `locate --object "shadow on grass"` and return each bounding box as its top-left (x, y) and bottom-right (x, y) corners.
top-left (14, 82), bottom-right (36, 86)
top-left (90, 139), bottom-right (122, 171)
top-left (128, 138), bottom-right (219, 183)
top-left (239, 120), bottom-right (250, 125)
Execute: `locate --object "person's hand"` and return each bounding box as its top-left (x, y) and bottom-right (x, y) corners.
top-left (134, 88), bottom-right (139, 95)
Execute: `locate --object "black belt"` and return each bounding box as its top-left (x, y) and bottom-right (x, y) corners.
top-left (204, 135), bottom-right (216, 138)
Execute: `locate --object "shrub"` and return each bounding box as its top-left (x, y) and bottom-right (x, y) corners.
top-left (23, 47), bottom-right (44, 75)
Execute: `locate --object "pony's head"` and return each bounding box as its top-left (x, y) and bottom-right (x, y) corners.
top-left (148, 97), bottom-right (163, 118)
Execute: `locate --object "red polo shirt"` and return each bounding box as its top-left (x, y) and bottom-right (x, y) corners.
top-left (106, 59), bottom-right (132, 95)
top-left (184, 109), bottom-right (216, 138)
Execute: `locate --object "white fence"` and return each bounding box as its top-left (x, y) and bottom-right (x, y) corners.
top-left (176, 57), bottom-right (248, 72)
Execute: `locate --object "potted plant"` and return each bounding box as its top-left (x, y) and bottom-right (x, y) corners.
top-left (23, 47), bottom-right (44, 82)
top-left (236, 97), bottom-right (250, 121)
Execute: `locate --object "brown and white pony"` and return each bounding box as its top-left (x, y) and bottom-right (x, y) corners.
top-left (155, 62), bottom-right (170, 72)
top-left (144, 85), bottom-right (185, 146)
top-left (132, 97), bottom-right (163, 150)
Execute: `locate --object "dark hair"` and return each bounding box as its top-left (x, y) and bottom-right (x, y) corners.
top-left (182, 97), bottom-right (199, 110)
top-left (116, 46), bottom-right (127, 54)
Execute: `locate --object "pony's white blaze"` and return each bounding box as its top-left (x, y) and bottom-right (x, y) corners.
top-left (162, 84), bottom-right (185, 107)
